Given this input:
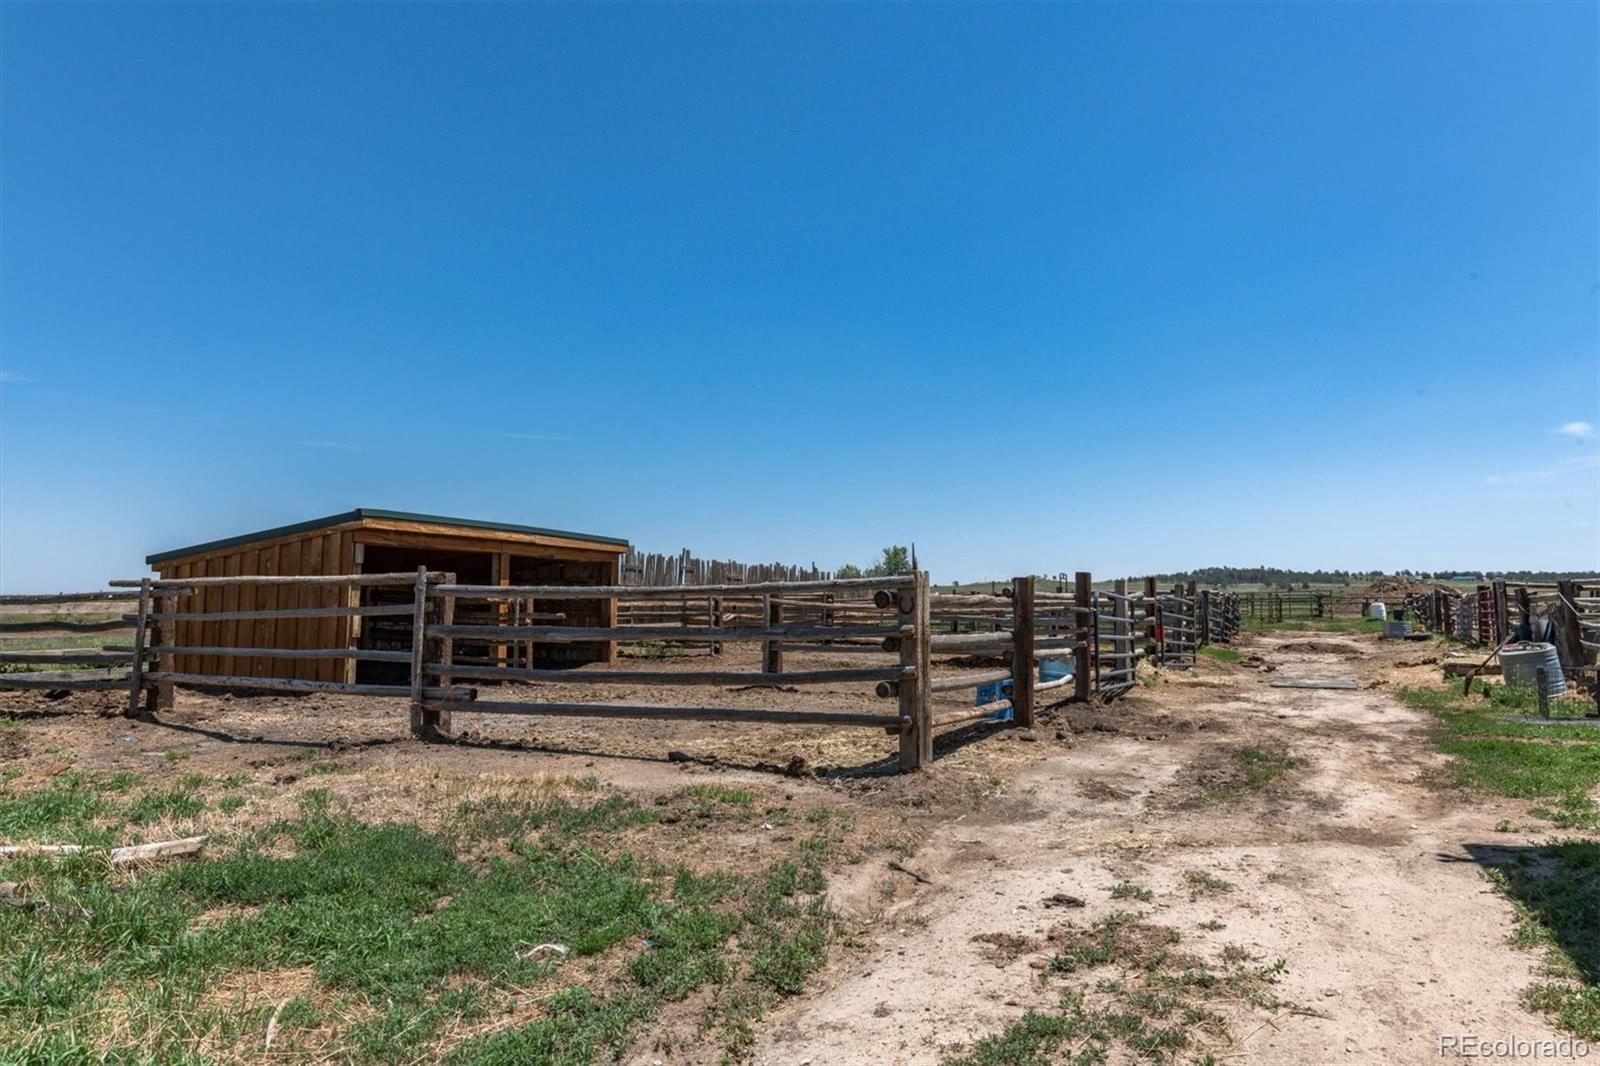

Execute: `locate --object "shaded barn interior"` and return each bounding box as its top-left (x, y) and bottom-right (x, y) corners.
top-left (146, 509), bottom-right (629, 684)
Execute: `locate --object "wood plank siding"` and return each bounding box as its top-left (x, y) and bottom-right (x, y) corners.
top-left (150, 511), bottom-right (627, 682)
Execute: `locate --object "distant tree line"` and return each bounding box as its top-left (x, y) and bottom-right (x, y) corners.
top-left (1145, 566), bottom-right (1600, 589)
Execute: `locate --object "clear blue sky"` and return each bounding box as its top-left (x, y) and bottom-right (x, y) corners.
top-left (2, 3), bottom-right (1596, 592)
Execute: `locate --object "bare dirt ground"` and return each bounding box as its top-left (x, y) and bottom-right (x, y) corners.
top-left (0, 634), bottom-right (1573, 1063)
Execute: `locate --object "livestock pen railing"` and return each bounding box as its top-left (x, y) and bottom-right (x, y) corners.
top-left (1406, 579), bottom-right (1600, 692)
top-left (2, 569), bottom-right (1242, 773)
top-left (0, 592), bottom-right (145, 697)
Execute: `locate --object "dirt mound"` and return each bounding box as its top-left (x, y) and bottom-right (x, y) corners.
top-left (1277, 640), bottom-right (1365, 656)
top-left (1361, 577), bottom-right (1447, 599)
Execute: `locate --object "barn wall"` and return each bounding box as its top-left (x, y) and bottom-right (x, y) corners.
top-left (157, 528), bottom-right (359, 682)
top-left (154, 521), bottom-right (626, 684)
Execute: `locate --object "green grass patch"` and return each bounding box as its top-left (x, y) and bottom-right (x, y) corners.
top-left (1198, 646), bottom-right (1241, 663)
top-left (1401, 680), bottom-right (1600, 1042)
top-left (1202, 744), bottom-right (1305, 804)
top-left (948, 912), bottom-right (1287, 1064)
top-left (0, 783), bottom-right (839, 1062)
top-left (1398, 684), bottom-right (1600, 827)
top-left (1243, 617), bottom-right (1384, 634)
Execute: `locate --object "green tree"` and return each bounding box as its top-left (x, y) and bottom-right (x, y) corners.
top-left (864, 545), bottom-right (911, 577)
top-left (836, 563), bottom-right (863, 579)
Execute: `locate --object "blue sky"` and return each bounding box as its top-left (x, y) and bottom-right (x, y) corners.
top-left (2, 3), bottom-right (1596, 592)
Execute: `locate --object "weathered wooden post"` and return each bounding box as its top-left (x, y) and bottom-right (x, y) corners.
top-left (1492, 581), bottom-right (1510, 646)
top-left (763, 595), bottom-right (784, 674)
top-left (409, 565), bottom-right (428, 737)
top-left (898, 571), bottom-right (932, 771)
top-left (429, 572), bottom-right (456, 736)
top-left (1143, 576), bottom-right (1159, 663)
top-left (1073, 571), bottom-right (1092, 703)
top-left (1010, 576), bottom-right (1035, 728)
top-left (123, 578), bottom-right (151, 718)
top-left (1553, 580), bottom-right (1587, 671)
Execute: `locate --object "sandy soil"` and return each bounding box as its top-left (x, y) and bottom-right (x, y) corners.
top-left (0, 634), bottom-right (1576, 1064)
top-left (752, 635), bottom-right (1575, 1065)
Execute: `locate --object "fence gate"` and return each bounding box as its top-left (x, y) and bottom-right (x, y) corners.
top-left (1158, 588), bottom-right (1198, 667)
top-left (1092, 579), bottom-right (1138, 699)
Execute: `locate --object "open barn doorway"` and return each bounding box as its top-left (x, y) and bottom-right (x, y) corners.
top-left (354, 545), bottom-right (494, 683)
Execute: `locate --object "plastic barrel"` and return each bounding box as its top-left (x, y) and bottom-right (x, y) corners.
top-left (1499, 643), bottom-right (1566, 698)
top-left (1039, 658), bottom-right (1073, 683)
top-left (1369, 602), bottom-right (1387, 621)
top-left (1382, 620), bottom-right (1412, 639)
top-left (977, 679), bottom-right (1013, 722)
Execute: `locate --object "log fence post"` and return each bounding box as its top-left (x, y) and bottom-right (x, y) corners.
top-left (1011, 576), bottom-right (1035, 728)
top-left (430, 573), bottom-right (457, 736)
top-left (1073, 571), bottom-right (1092, 702)
top-left (409, 565), bottom-right (428, 737)
top-left (125, 578), bottom-right (150, 717)
top-left (898, 571), bottom-right (932, 770)
top-left (1143, 576), bottom-right (1159, 663)
top-left (763, 595), bottom-right (784, 674)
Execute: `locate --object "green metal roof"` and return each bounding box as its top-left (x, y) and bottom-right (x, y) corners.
top-left (146, 508), bottom-right (630, 565)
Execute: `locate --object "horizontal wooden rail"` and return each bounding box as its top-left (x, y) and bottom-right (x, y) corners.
top-left (111, 572), bottom-right (447, 589)
top-left (428, 663), bottom-right (911, 686)
top-left (141, 604), bottom-right (415, 623)
top-left (0, 619), bottom-right (134, 634)
top-left (433, 574), bottom-right (917, 600)
top-left (0, 651), bottom-right (132, 664)
top-left (421, 698), bottom-right (908, 728)
top-left (427, 623), bottom-right (913, 643)
top-left (144, 672), bottom-right (474, 699)
top-left (929, 669), bottom-right (1011, 692)
top-left (932, 700), bottom-right (1010, 728)
top-left (143, 645), bottom-right (414, 663)
top-left (0, 667), bottom-right (132, 688)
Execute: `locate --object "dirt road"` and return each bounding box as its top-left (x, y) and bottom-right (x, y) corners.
top-left (754, 636), bottom-right (1569, 1064)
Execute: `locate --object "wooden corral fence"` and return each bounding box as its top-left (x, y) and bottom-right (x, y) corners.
top-left (0, 592), bottom-right (145, 693)
top-left (2, 570), bottom-right (1242, 773)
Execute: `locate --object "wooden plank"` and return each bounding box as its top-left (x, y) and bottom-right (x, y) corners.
top-left (429, 663), bottom-right (910, 686)
top-left (435, 575), bottom-right (917, 599)
top-left (220, 553), bottom-right (242, 677)
top-left (256, 546), bottom-right (280, 681)
top-left (421, 698), bottom-right (905, 728)
top-left (426, 622), bottom-right (912, 642)
top-left (275, 540), bottom-right (303, 679)
top-left (318, 530), bottom-right (342, 683)
top-left (199, 555), bottom-right (223, 678)
top-left (1268, 678), bottom-right (1359, 690)
top-left (145, 672), bottom-right (472, 699)
top-left (238, 549), bottom-right (261, 679)
top-left (300, 534), bottom-right (324, 682)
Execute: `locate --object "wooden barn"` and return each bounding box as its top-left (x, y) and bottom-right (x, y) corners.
top-left (146, 509), bottom-right (630, 684)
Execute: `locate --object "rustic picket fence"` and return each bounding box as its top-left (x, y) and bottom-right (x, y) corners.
top-left (2, 570), bottom-right (1243, 773)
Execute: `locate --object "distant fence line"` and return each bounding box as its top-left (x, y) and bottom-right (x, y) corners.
top-left (621, 549), bottom-right (831, 587)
